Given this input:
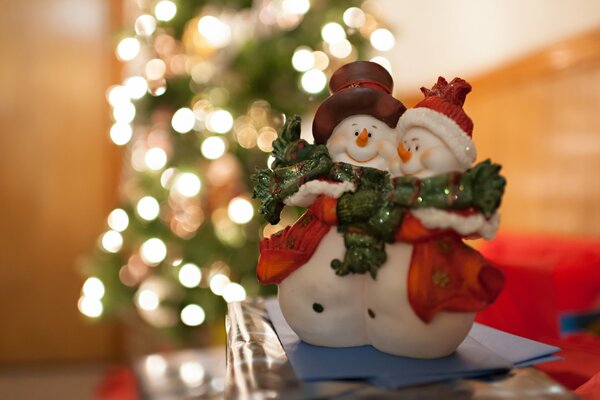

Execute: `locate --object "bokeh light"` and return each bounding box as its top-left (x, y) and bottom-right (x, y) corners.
top-left (137, 196), bottom-right (160, 221)
top-left (174, 172), bottom-right (202, 197)
top-left (370, 28), bottom-right (395, 51)
top-left (101, 230), bottom-right (123, 253)
top-left (197, 16), bottom-right (231, 48)
top-left (180, 304), bottom-right (206, 326)
top-left (201, 136), bottom-right (226, 160)
top-left (109, 123), bottom-right (133, 146)
top-left (171, 108), bottom-right (196, 133)
top-left (108, 208), bottom-right (129, 232)
top-left (178, 263), bottom-right (202, 288)
top-left (140, 238), bottom-right (167, 265)
top-left (116, 37), bottom-right (141, 61)
top-left (301, 69), bottom-right (327, 94)
top-left (145, 147), bottom-right (168, 170)
top-left (227, 197), bottom-right (254, 224)
top-left (155, 0), bottom-right (177, 22)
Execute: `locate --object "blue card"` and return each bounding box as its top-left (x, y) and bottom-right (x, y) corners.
top-left (265, 298), bottom-right (559, 387)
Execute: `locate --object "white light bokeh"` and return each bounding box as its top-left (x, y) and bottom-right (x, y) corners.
top-left (83, 277), bottom-right (105, 299)
top-left (179, 361), bottom-right (205, 386)
top-left (321, 22), bottom-right (346, 44)
top-left (222, 282), bottom-right (247, 303)
top-left (145, 355), bottom-right (167, 379)
top-left (282, 0), bottom-right (310, 15)
top-left (101, 230), bottom-right (123, 253)
top-left (146, 58), bottom-right (167, 80)
top-left (209, 274), bottom-right (230, 295)
top-left (174, 172), bottom-right (202, 197)
top-left (108, 208), bottom-right (129, 232)
top-left (329, 39), bottom-right (352, 59)
top-left (109, 122), bottom-right (133, 146)
top-left (135, 14), bottom-right (157, 36)
top-left (137, 289), bottom-right (160, 311)
top-left (171, 108), bottom-right (196, 133)
top-left (206, 109), bottom-right (233, 134)
top-left (124, 76), bottom-right (148, 99)
top-left (160, 168), bottom-right (175, 189)
top-left (370, 28), bottom-right (395, 51)
top-left (197, 16), bottom-right (232, 48)
top-left (78, 296), bottom-right (103, 318)
top-left (113, 102), bottom-right (136, 124)
top-left (201, 136), bottom-right (226, 160)
top-left (227, 197), bottom-right (254, 224)
top-left (301, 69), bottom-right (327, 94)
top-left (155, 0), bottom-right (177, 22)
top-left (136, 196), bottom-right (160, 221)
top-left (291, 47), bottom-right (315, 72)
top-left (107, 85), bottom-right (130, 106)
top-left (370, 56), bottom-right (392, 73)
top-left (178, 263), bottom-right (202, 288)
top-left (180, 304), bottom-right (206, 326)
top-left (140, 238), bottom-right (167, 265)
top-left (145, 147), bottom-right (168, 170)
top-left (116, 37), bottom-right (141, 61)
top-left (343, 7), bottom-right (366, 28)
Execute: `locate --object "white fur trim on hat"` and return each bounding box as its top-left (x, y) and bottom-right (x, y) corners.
top-left (397, 108), bottom-right (476, 169)
top-left (284, 180), bottom-right (356, 208)
top-left (411, 208), bottom-right (500, 240)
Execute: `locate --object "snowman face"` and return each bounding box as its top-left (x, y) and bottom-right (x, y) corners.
top-left (326, 115), bottom-right (398, 171)
top-left (398, 126), bottom-right (463, 178)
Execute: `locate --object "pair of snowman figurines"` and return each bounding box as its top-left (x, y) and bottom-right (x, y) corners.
top-left (253, 61), bottom-right (506, 359)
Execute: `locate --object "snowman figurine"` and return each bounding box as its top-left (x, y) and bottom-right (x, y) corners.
top-left (363, 77), bottom-right (504, 358)
top-left (258, 61), bottom-right (406, 347)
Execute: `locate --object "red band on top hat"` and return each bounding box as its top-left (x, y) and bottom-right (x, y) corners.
top-left (335, 79), bottom-right (392, 94)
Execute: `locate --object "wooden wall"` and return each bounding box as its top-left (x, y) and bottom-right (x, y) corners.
top-left (0, 0), bottom-right (123, 362)
top-left (405, 28), bottom-right (600, 237)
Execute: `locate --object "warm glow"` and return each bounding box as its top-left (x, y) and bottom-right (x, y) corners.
top-left (197, 16), bottom-right (231, 48)
top-left (329, 39), bottom-right (352, 59)
top-left (108, 208), bottom-right (129, 232)
top-left (109, 123), bottom-right (133, 146)
top-left (160, 168), bottom-right (175, 189)
top-left (145, 147), bottom-right (168, 170)
top-left (113, 102), bottom-right (136, 124)
top-left (146, 58), bottom-right (167, 80)
top-left (223, 282), bottom-right (247, 303)
top-left (78, 296), bottom-right (103, 318)
top-left (174, 172), bottom-right (202, 197)
top-left (312, 51), bottom-right (329, 70)
top-left (301, 69), bottom-right (327, 94)
top-left (116, 37), bottom-right (141, 61)
top-left (178, 263), bottom-right (202, 288)
top-left (171, 108), bottom-right (196, 133)
top-left (343, 7), bottom-right (366, 28)
top-left (370, 28), bottom-right (395, 51)
top-left (179, 361), bottom-right (205, 386)
top-left (101, 230), bottom-right (123, 253)
top-left (124, 76), bottom-right (148, 99)
top-left (137, 289), bottom-right (160, 311)
top-left (257, 127), bottom-right (277, 152)
top-left (282, 0), bottom-right (310, 15)
top-left (136, 196), bottom-right (160, 221)
top-left (201, 136), bottom-right (226, 160)
top-left (209, 274), bottom-right (230, 295)
top-left (180, 304), bottom-right (206, 326)
top-left (135, 14), bottom-right (157, 36)
top-left (140, 238), bottom-right (167, 265)
top-left (321, 22), bottom-right (346, 44)
top-left (155, 0), bottom-right (177, 22)
top-left (206, 109), bottom-right (233, 134)
top-left (145, 355), bottom-right (167, 378)
top-left (107, 85), bottom-right (130, 106)
top-left (82, 277), bottom-right (105, 299)
top-left (292, 47), bottom-right (315, 72)
top-left (227, 197), bottom-right (254, 224)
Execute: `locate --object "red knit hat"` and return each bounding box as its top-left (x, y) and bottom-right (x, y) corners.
top-left (397, 77), bottom-right (476, 169)
top-left (312, 61), bottom-right (406, 145)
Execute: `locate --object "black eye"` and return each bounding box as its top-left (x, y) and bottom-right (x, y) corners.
top-left (354, 131), bottom-right (359, 136)
top-left (368, 133), bottom-right (372, 137)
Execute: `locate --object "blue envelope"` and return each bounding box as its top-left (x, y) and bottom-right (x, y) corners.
top-left (265, 298), bottom-right (560, 387)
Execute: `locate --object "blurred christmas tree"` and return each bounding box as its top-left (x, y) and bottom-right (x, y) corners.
top-left (78, 0), bottom-right (396, 344)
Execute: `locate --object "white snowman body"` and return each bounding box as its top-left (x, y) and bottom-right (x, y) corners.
top-left (277, 115), bottom-right (397, 348)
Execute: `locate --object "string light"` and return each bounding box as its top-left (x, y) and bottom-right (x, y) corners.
top-left (197, 16), bottom-right (231, 48)
top-left (206, 109), bottom-right (233, 134)
top-left (82, 277), bottom-right (105, 299)
top-left (145, 147), bottom-right (168, 170)
top-left (137, 289), bottom-right (160, 311)
top-left (179, 361), bottom-right (205, 386)
top-left (227, 197), bottom-right (254, 224)
top-left (222, 282), bottom-right (247, 303)
top-left (107, 85), bottom-right (130, 106)
top-left (124, 76), bottom-right (148, 99)
top-left (321, 22), bottom-right (346, 44)
top-left (146, 59), bottom-right (167, 80)
top-left (343, 7), bottom-right (366, 28)
top-left (155, 0), bottom-right (177, 22)
top-left (370, 28), bottom-right (395, 51)
top-left (171, 108), bottom-right (196, 133)
top-left (108, 208), bottom-right (129, 232)
top-left (178, 263), bottom-right (202, 288)
top-left (257, 127), bottom-right (278, 152)
top-left (109, 122), bottom-right (133, 146)
top-left (291, 47), bottom-right (315, 72)
top-left (201, 136), bottom-right (226, 160)
top-left (173, 172), bottom-right (202, 197)
top-left (145, 355), bottom-right (168, 378)
top-left (301, 69), bottom-right (327, 94)
top-left (116, 38), bottom-right (141, 61)
top-left (113, 102), bottom-right (136, 124)
top-left (101, 230), bottom-right (123, 253)
top-left (136, 196), bottom-right (160, 221)
top-left (312, 51), bottom-right (329, 70)
top-left (329, 39), bottom-right (352, 59)
top-left (78, 296), bottom-right (103, 318)
top-left (209, 274), bottom-right (230, 295)
top-left (140, 238), bottom-right (167, 265)
top-left (180, 304), bottom-right (206, 326)
top-left (135, 14), bottom-right (157, 36)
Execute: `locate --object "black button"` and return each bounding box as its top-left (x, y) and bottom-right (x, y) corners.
top-left (313, 303), bottom-right (324, 313)
top-left (368, 308), bottom-right (376, 318)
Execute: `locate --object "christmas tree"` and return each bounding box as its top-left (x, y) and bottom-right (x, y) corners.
top-left (78, 0), bottom-right (396, 343)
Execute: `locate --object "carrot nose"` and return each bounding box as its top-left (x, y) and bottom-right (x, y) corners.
top-left (398, 142), bottom-right (411, 163)
top-left (356, 128), bottom-right (369, 147)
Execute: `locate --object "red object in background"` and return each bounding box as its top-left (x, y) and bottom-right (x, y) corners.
top-left (95, 367), bottom-right (138, 400)
top-left (476, 233), bottom-right (600, 394)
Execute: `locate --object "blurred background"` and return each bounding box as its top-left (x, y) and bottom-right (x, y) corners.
top-left (1, 0), bottom-right (600, 398)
